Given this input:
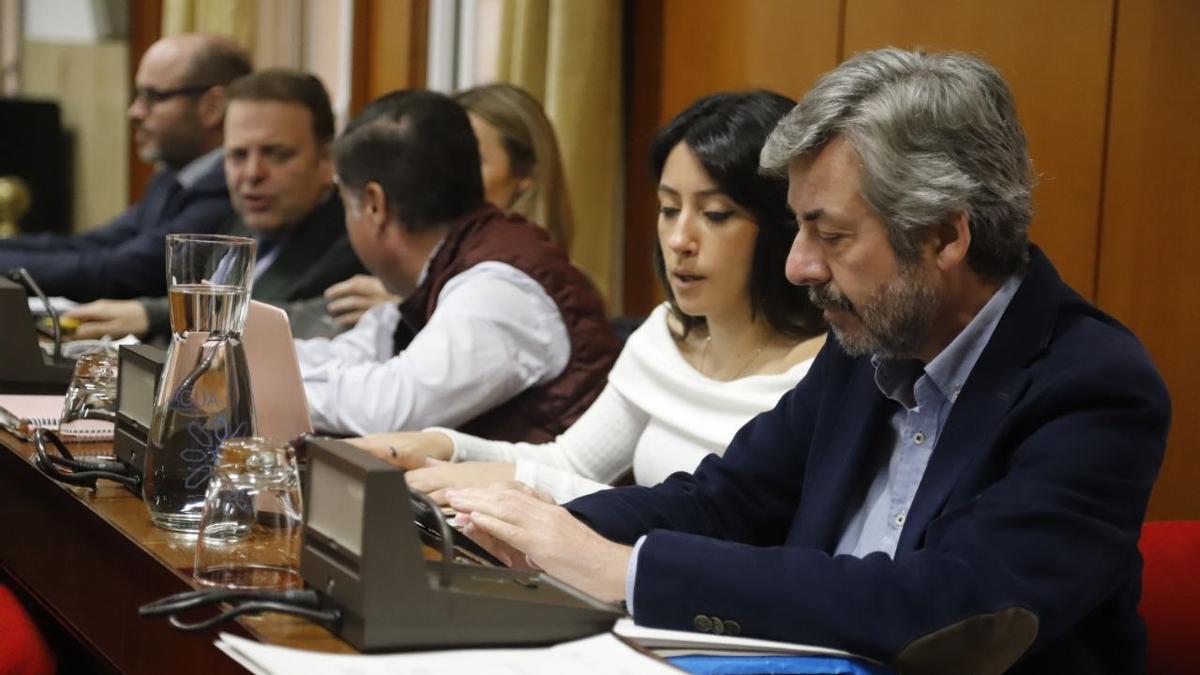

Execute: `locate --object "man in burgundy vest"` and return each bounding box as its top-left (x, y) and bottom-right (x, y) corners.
top-left (295, 90), bottom-right (617, 441)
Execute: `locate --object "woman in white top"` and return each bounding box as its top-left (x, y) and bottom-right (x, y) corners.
top-left (349, 91), bottom-right (827, 503)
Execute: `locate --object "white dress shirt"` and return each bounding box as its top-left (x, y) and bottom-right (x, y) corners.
top-left (295, 261), bottom-right (570, 435)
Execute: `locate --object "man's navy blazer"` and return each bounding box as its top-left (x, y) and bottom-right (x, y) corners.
top-left (568, 248), bottom-right (1170, 673)
top-left (0, 157), bottom-right (232, 301)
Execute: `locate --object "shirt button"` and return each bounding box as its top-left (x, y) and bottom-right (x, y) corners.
top-left (912, 431), bottom-right (926, 444)
top-left (895, 512), bottom-right (906, 527)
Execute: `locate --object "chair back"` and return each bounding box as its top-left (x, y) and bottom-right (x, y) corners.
top-left (0, 584), bottom-right (55, 674)
top-left (1139, 520), bottom-right (1200, 674)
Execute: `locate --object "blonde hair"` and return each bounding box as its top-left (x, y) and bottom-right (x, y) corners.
top-left (455, 83), bottom-right (573, 249)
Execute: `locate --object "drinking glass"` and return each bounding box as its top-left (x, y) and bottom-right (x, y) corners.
top-left (59, 350), bottom-right (119, 441)
top-left (193, 437), bottom-right (303, 589)
top-left (144, 234), bottom-right (257, 532)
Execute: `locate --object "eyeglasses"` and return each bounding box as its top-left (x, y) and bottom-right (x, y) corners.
top-left (131, 84), bottom-right (216, 107)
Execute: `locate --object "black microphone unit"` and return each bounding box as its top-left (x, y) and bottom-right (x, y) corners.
top-left (300, 438), bottom-right (623, 651)
top-left (112, 343), bottom-right (165, 493)
top-left (0, 273), bottom-right (73, 394)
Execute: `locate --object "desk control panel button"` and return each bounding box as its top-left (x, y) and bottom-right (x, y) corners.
top-left (722, 619), bottom-right (741, 636)
top-left (693, 615), bottom-right (713, 632)
top-left (710, 616), bottom-right (725, 635)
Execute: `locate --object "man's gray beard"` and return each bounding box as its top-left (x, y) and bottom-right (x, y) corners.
top-left (810, 268), bottom-right (940, 361)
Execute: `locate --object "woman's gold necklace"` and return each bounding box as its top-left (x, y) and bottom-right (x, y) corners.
top-left (699, 336), bottom-right (765, 381)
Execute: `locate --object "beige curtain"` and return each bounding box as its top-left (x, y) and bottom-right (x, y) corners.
top-left (0, 0), bottom-right (19, 95)
top-left (162, 0), bottom-right (258, 55)
top-left (497, 0), bottom-right (624, 312)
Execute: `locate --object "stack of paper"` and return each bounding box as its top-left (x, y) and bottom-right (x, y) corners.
top-left (215, 632), bottom-right (678, 675)
top-left (614, 619), bottom-right (890, 674)
top-left (614, 618), bottom-right (860, 658)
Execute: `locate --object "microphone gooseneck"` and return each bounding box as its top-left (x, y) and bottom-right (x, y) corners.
top-left (6, 267), bottom-right (63, 361)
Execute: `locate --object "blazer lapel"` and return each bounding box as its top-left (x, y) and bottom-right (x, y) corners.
top-left (896, 248), bottom-right (1061, 554)
top-left (896, 359), bottom-right (1029, 554)
top-left (791, 359), bottom-right (892, 552)
top-left (251, 193), bottom-right (342, 302)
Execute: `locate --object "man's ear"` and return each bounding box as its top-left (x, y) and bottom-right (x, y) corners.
top-left (361, 181), bottom-right (390, 237)
top-left (932, 211), bottom-right (971, 272)
top-left (316, 143), bottom-right (335, 184)
top-left (197, 86), bottom-right (229, 131)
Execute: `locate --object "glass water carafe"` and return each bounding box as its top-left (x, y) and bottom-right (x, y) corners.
top-left (144, 234), bottom-right (258, 532)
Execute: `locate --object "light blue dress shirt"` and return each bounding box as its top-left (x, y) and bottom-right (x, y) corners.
top-left (625, 273), bottom-right (1023, 613)
top-left (175, 147), bottom-right (223, 190)
top-left (834, 274), bottom-right (1021, 558)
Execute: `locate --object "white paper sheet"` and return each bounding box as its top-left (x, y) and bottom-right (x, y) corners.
top-left (214, 632), bottom-right (678, 675)
top-left (28, 296), bottom-right (79, 315)
top-left (614, 617), bottom-right (864, 659)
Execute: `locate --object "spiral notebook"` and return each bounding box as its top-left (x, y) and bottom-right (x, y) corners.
top-left (0, 394), bottom-right (113, 442)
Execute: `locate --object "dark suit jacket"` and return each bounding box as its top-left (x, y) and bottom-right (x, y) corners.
top-left (0, 157), bottom-right (232, 301)
top-left (142, 191), bottom-right (363, 340)
top-left (568, 248), bottom-right (1170, 674)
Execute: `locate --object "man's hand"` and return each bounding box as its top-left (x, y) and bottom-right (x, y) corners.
top-left (66, 300), bottom-right (150, 339)
top-left (446, 485), bottom-right (632, 602)
top-left (344, 431), bottom-right (454, 468)
top-left (406, 460), bottom-right (515, 505)
top-left (323, 275), bottom-right (399, 328)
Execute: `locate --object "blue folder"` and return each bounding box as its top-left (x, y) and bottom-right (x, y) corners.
top-left (669, 654), bottom-right (893, 675)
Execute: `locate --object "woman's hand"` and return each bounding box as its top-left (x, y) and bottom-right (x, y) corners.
top-left (446, 485), bottom-right (632, 602)
top-left (406, 460), bottom-right (515, 504)
top-left (344, 431), bottom-right (453, 469)
top-left (323, 275), bottom-right (399, 327)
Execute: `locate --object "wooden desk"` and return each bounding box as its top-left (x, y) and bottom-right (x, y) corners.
top-left (0, 432), bottom-right (354, 673)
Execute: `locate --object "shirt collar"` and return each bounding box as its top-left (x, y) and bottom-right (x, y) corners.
top-left (873, 272), bottom-right (1023, 406)
top-left (175, 147), bottom-right (223, 189)
top-left (415, 237), bottom-right (446, 287)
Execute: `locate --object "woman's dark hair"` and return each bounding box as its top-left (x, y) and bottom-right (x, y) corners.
top-left (651, 90), bottom-right (824, 340)
top-left (334, 90), bottom-right (484, 232)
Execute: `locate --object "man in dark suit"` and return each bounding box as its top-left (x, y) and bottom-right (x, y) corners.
top-left (0, 33), bottom-right (251, 301)
top-left (445, 49), bottom-right (1171, 674)
top-left (68, 69), bottom-right (363, 341)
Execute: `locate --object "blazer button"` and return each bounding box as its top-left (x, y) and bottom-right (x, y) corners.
top-left (710, 616), bottom-right (725, 635)
top-left (723, 619), bottom-right (741, 636)
top-left (693, 615), bottom-right (713, 632)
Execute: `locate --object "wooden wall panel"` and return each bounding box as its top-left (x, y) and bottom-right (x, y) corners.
top-left (657, 0), bottom-right (841, 128)
top-left (22, 42), bottom-right (130, 234)
top-left (623, 0), bottom-right (840, 315)
top-left (128, 0), bottom-right (164, 203)
top-left (350, 0), bottom-right (427, 116)
top-left (1098, 1), bottom-right (1200, 520)
top-left (843, 0), bottom-right (1115, 300)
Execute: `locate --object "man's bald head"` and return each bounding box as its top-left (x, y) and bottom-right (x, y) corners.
top-left (129, 34), bottom-right (252, 168)
top-left (175, 33), bottom-right (252, 88)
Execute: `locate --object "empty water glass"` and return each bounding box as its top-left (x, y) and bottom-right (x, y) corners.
top-left (59, 350), bottom-right (119, 442)
top-left (193, 437), bottom-right (303, 589)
